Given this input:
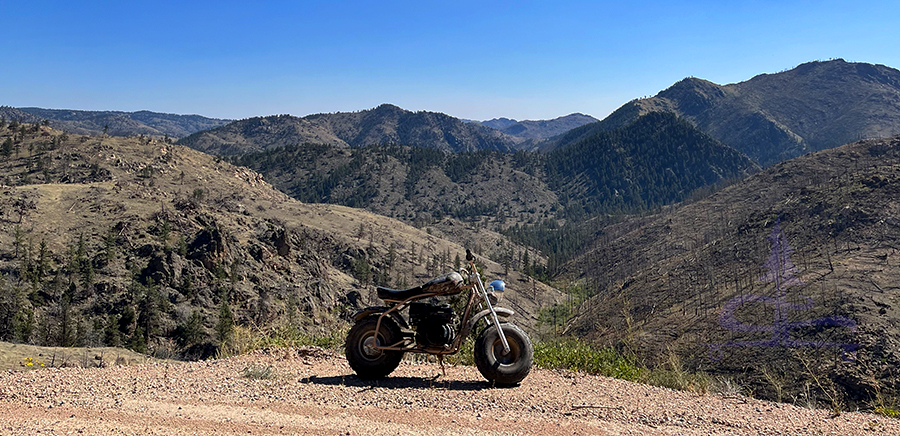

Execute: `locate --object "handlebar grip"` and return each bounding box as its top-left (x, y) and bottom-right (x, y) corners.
top-left (465, 249), bottom-right (474, 262)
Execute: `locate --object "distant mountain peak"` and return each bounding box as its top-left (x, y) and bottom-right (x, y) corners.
top-left (486, 113), bottom-right (599, 141)
top-left (373, 103), bottom-right (404, 112)
top-left (177, 105), bottom-right (521, 155)
top-left (479, 117), bottom-right (519, 130)
top-left (558, 60), bottom-right (900, 166)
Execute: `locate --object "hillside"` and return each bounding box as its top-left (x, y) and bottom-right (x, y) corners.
top-left (235, 113), bottom-right (757, 232)
top-left (0, 121), bottom-right (561, 359)
top-left (177, 104), bottom-right (522, 155)
top-left (1, 107), bottom-right (230, 139)
top-left (562, 134), bottom-right (900, 408)
top-left (550, 60), bottom-right (900, 166)
top-left (545, 112), bottom-right (759, 216)
top-left (232, 145), bottom-right (556, 226)
top-left (0, 107), bottom-right (43, 125)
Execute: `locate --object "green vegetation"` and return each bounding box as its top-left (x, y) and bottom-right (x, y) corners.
top-left (536, 283), bottom-right (592, 329)
top-left (875, 406), bottom-right (899, 419)
top-left (450, 332), bottom-right (713, 394)
top-left (534, 338), bottom-right (645, 382)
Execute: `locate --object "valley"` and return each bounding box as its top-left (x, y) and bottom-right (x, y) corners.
top-left (4, 58), bottom-right (900, 414)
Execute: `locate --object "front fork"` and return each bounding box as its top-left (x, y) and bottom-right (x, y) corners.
top-left (473, 271), bottom-right (511, 354)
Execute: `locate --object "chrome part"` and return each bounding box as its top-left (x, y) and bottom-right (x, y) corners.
top-left (473, 270), bottom-right (510, 354)
top-left (362, 336), bottom-right (381, 357)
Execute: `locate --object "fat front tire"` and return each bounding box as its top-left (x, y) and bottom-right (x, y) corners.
top-left (474, 323), bottom-right (533, 386)
top-left (345, 316), bottom-right (404, 379)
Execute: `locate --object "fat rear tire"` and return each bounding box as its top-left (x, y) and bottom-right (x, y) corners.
top-left (345, 316), bottom-right (404, 379)
top-left (474, 323), bottom-right (533, 386)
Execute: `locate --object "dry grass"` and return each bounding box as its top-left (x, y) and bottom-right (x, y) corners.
top-left (0, 341), bottom-right (154, 371)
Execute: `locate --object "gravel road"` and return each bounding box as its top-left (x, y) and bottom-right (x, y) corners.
top-left (0, 347), bottom-right (896, 435)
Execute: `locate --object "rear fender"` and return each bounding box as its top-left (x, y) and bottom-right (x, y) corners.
top-left (460, 307), bottom-right (513, 340)
top-left (351, 306), bottom-right (409, 329)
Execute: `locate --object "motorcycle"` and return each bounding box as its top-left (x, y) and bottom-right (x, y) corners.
top-left (345, 249), bottom-right (533, 386)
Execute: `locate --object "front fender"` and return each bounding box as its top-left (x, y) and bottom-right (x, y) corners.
top-left (460, 307), bottom-right (514, 340)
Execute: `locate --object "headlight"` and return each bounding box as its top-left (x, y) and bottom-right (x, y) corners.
top-left (487, 280), bottom-right (505, 304)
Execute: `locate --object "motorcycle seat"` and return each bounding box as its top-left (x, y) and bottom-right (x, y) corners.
top-left (377, 272), bottom-right (464, 302)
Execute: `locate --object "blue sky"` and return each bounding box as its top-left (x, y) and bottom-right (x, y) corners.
top-left (4, 1), bottom-right (899, 121)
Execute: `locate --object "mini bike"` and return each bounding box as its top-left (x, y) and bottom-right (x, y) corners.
top-left (345, 250), bottom-right (533, 385)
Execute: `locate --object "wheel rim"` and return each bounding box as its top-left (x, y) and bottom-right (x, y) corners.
top-left (359, 331), bottom-right (384, 361)
top-left (492, 333), bottom-right (521, 365)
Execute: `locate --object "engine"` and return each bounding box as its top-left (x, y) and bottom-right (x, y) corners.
top-left (409, 302), bottom-right (456, 348)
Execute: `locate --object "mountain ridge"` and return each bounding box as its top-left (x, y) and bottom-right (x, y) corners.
top-left (177, 104), bottom-right (526, 155)
top-left (233, 112), bottom-right (758, 236)
top-left (548, 59), bottom-right (900, 166)
top-left (471, 113), bottom-right (599, 142)
top-left (0, 107), bottom-right (231, 139)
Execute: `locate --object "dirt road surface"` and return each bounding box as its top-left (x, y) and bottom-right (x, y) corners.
top-left (0, 347), bottom-right (897, 435)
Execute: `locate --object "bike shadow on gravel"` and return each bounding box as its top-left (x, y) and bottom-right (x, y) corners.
top-left (299, 374), bottom-right (498, 391)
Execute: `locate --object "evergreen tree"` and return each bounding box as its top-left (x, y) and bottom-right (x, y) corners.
top-left (104, 314), bottom-right (121, 347)
top-left (1, 137), bottom-right (12, 158)
top-left (176, 310), bottom-right (204, 346)
top-left (131, 325), bottom-right (147, 354)
top-left (215, 299), bottom-right (234, 346)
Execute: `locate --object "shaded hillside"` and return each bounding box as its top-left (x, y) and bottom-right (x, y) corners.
top-left (546, 112), bottom-right (759, 218)
top-left (550, 60), bottom-right (900, 166)
top-left (177, 104), bottom-right (521, 155)
top-left (5, 107), bottom-right (231, 138)
top-left (0, 122), bottom-right (561, 359)
top-left (562, 135), bottom-right (900, 407)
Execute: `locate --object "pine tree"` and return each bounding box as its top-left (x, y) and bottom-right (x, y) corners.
top-left (177, 310), bottom-right (204, 346)
top-left (522, 250), bottom-right (532, 276)
top-left (131, 325), bottom-right (147, 354)
top-left (216, 299), bottom-right (234, 346)
top-left (1, 137), bottom-right (12, 158)
top-left (104, 314), bottom-right (120, 347)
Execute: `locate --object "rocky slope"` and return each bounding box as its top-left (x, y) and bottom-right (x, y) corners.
top-left (0, 122), bottom-right (561, 358)
top-left (562, 135), bottom-right (900, 408)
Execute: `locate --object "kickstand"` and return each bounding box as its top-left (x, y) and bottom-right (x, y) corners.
top-left (438, 354), bottom-right (446, 377)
